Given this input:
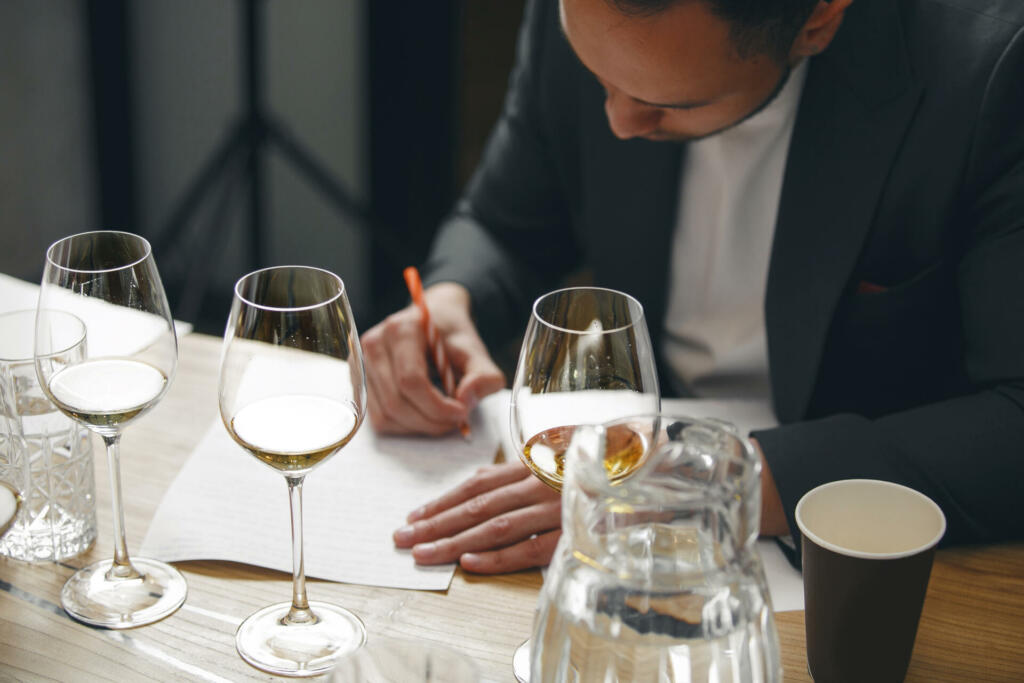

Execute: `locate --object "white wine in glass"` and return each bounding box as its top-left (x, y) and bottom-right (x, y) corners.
top-left (509, 286), bottom-right (660, 682)
top-left (510, 286), bottom-right (661, 491)
top-left (219, 265), bottom-right (367, 677)
top-left (35, 230), bottom-right (186, 628)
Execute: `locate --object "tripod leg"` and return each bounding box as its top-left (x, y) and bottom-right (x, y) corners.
top-left (265, 117), bottom-right (412, 264)
top-left (151, 121), bottom-right (247, 259)
top-left (176, 145), bottom-right (248, 322)
top-left (247, 124), bottom-right (266, 271)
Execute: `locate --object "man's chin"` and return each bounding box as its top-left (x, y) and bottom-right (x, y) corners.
top-left (640, 132), bottom-right (684, 143)
top-left (641, 128), bottom-right (724, 143)
top-left (640, 130), bottom-right (706, 143)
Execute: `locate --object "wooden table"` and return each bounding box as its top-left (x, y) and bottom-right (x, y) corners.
top-left (2, 333), bottom-right (1022, 681)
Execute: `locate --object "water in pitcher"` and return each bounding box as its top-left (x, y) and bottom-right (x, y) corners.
top-left (533, 532), bottom-right (776, 682)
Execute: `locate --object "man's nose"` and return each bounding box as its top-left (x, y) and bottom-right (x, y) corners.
top-left (604, 91), bottom-right (660, 140)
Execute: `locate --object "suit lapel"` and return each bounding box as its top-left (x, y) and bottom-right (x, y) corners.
top-left (766, 0), bottom-right (923, 421)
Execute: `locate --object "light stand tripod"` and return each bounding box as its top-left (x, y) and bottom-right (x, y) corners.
top-left (150, 0), bottom-right (408, 323)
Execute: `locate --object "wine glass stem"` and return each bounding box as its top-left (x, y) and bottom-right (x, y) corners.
top-left (284, 475), bottom-right (317, 625)
top-left (102, 434), bottom-right (141, 580)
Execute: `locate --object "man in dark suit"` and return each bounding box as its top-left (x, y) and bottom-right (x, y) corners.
top-left (362, 0), bottom-right (1024, 572)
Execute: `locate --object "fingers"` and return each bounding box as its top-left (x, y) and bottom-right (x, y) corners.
top-left (361, 282), bottom-right (507, 437)
top-left (409, 499), bottom-right (562, 569)
top-left (362, 307), bottom-right (466, 435)
top-left (396, 471), bottom-right (553, 548)
top-left (393, 462), bottom-right (563, 574)
top-left (402, 462), bottom-right (532, 525)
top-left (460, 530), bottom-right (562, 574)
top-left (454, 356), bottom-right (506, 411)
top-left (443, 329), bottom-right (506, 410)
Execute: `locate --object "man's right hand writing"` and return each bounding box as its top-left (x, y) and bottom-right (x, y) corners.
top-left (361, 281), bottom-right (506, 435)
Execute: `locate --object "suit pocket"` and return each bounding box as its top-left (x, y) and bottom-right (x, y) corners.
top-left (843, 261), bottom-right (952, 333)
top-left (813, 261), bottom-right (964, 416)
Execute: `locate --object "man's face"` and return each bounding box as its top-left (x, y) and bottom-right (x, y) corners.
top-left (561, 0), bottom-right (791, 142)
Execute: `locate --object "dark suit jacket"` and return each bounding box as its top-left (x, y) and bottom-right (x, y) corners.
top-left (424, 0), bottom-right (1024, 547)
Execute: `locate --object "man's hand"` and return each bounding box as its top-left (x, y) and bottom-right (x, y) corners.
top-left (393, 461), bottom-right (562, 573)
top-left (361, 282), bottom-right (505, 435)
top-left (393, 440), bottom-right (791, 575)
top-left (751, 437), bottom-right (790, 537)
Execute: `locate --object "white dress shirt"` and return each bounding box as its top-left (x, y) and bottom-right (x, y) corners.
top-left (662, 60), bottom-right (808, 404)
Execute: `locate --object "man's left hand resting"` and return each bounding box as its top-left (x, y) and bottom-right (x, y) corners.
top-left (392, 462), bottom-right (562, 573)
top-left (395, 440), bottom-right (789, 573)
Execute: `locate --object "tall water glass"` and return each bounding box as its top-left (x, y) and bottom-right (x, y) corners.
top-left (35, 230), bottom-right (186, 628)
top-left (0, 310), bottom-right (96, 562)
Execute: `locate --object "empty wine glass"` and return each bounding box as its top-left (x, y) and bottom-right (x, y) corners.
top-left (508, 286), bottom-right (660, 681)
top-left (219, 265), bottom-right (367, 677)
top-left (35, 230), bottom-right (186, 628)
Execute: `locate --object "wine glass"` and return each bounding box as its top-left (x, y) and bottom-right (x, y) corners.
top-left (219, 265), bottom-right (367, 677)
top-left (508, 286), bottom-right (660, 682)
top-left (35, 230), bottom-right (186, 628)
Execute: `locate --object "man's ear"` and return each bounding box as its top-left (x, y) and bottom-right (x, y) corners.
top-left (789, 0), bottom-right (854, 62)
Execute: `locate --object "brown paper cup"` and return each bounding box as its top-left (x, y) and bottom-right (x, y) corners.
top-left (796, 479), bottom-right (946, 683)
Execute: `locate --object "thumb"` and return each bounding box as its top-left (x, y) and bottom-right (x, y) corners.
top-left (455, 357), bottom-right (506, 411)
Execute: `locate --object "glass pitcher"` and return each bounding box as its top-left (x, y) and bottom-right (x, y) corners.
top-left (530, 414), bottom-right (781, 682)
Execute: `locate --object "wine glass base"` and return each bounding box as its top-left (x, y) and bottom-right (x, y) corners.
top-left (236, 600), bottom-right (366, 677)
top-left (60, 557), bottom-right (187, 629)
top-left (513, 637), bottom-right (531, 683)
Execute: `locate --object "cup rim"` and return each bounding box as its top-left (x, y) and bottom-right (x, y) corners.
top-left (796, 478), bottom-right (947, 560)
top-left (234, 265), bottom-right (346, 312)
top-left (531, 286), bottom-right (645, 335)
top-left (0, 309), bottom-right (87, 362)
top-left (45, 230), bottom-right (152, 274)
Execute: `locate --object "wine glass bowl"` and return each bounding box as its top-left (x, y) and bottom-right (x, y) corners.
top-left (35, 230), bottom-right (186, 628)
top-left (219, 265), bottom-right (367, 677)
top-left (510, 287), bottom-right (660, 491)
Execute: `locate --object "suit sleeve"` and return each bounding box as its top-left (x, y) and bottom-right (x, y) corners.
top-left (755, 24), bottom-right (1024, 551)
top-left (422, 0), bottom-right (579, 347)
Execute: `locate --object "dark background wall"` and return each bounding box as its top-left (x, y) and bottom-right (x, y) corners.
top-left (0, 1), bottom-right (96, 284)
top-left (0, 0), bottom-right (524, 334)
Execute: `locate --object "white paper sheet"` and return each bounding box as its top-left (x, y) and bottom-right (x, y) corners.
top-left (141, 395), bottom-right (508, 591)
top-left (143, 388), bottom-right (804, 607)
top-left (758, 537), bottom-right (804, 612)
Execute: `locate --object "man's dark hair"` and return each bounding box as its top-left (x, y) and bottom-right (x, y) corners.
top-left (609, 0), bottom-right (820, 63)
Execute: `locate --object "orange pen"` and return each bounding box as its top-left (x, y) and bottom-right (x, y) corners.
top-left (403, 267), bottom-right (472, 439)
